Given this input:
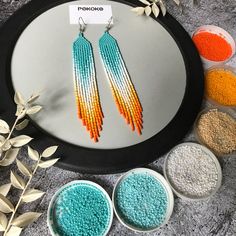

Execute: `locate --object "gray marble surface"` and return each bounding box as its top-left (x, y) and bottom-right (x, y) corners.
top-left (0, 0), bottom-right (236, 236)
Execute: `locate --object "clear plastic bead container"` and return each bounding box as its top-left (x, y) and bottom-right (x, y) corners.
top-left (192, 25), bottom-right (235, 68)
top-left (164, 142), bottom-right (222, 201)
top-left (112, 168), bottom-right (174, 233)
top-left (204, 65), bottom-right (236, 109)
top-left (194, 107), bottom-right (236, 157)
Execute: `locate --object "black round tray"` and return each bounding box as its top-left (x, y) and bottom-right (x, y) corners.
top-left (0, 0), bottom-right (204, 174)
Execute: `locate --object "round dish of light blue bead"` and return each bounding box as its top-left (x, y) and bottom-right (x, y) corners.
top-left (47, 181), bottom-right (113, 236)
top-left (113, 169), bottom-right (173, 232)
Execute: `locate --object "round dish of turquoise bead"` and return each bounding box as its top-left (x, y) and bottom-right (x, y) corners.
top-left (113, 168), bottom-right (174, 232)
top-left (47, 180), bottom-right (113, 236)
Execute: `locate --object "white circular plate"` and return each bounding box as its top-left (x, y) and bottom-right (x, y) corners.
top-left (11, 0), bottom-right (186, 149)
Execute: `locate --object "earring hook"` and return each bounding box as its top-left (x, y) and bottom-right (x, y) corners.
top-left (79, 17), bottom-right (86, 33)
top-left (106, 17), bottom-right (113, 32)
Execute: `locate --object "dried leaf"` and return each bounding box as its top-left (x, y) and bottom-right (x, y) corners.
top-left (5, 226), bottom-right (22, 236)
top-left (42, 146), bottom-right (58, 158)
top-left (0, 148), bottom-right (19, 166)
top-left (10, 171), bottom-right (25, 190)
top-left (0, 212), bottom-right (8, 231)
top-left (22, 189), bottom-right (45, 203)
top-left (26, 105), bottom-right (42, 115)
top-left (27, 93), bottom-right (40, 104)
top-left (10, 135), bottom-right (33, 147)
top-left (152, 3), bottom-right (160, 17)
top-left (38, 158), bottom-right (59, 168)
top-left (0, 135), bottom-right (5, 145)
top-left (16, 159), bottom-right (32, 177)
top-left (0, 194), bottom-right (14, 213)
top-left (159, 0), bottom-right (167, 16)
top-left (172, 0), bottom-right (180, 5)
top-left (1, 140), bottom-right (11, 152)
top-left (15, 105), bottom-right (26, 118)
top-left (131, 7), bottom-right (145, 15)
top-left (28, 146), bottom-right (39, 161)
top-left (15, 105), bottom-right (23, 116)
top-left (139, 0), bottom-right (150, 5)
top-left (12, 212), bottom-right (42, 227)
top-left (15, 119), bottom-right (29, 131)
top-left (0, 120), bottom-right (10, 134)
top-left (14, 92), bottom-right (25, 106)
top-left (0, 183), bottom-right (11, 197)
top-left (145, 5), bottom-right (152, 16)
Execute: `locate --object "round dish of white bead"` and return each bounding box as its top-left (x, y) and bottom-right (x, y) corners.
top-left (164, 142), bottom-right (222, 201)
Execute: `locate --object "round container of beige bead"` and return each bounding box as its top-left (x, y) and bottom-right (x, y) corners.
top-left (164, 142), bottom-right (222, 201)
top-left (194, 107), bottom-right (236, 157)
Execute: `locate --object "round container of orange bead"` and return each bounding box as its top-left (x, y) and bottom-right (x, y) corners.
top-left (192, 25), bottom-right (235, 67)
top-left (204, 66), bottom-right (236, 107)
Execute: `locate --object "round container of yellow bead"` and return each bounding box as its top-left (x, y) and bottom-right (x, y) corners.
top-left (204, 65), bottom-right (236, 108)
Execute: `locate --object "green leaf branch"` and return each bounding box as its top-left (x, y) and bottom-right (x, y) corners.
top-left (132, 0), bottom-right (180, 17)
top-left (0, 145), bottom-right (59, 236)
top-left (0, 92), bottom-right (42, 167)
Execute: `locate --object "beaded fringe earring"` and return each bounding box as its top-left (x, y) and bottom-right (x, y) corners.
top-left (72, 17), bottom-right (103, 142)
top-left (99, 18), bottom-right (143, 135)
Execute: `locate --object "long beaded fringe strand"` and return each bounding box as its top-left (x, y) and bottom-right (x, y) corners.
top-left (73, 33), bottom-right (103, 142)
top-left (99, 32), bottom-right (143, 134)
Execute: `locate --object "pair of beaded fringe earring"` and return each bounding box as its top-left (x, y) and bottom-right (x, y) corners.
top-left (73, 17), bottom-right (143, 142)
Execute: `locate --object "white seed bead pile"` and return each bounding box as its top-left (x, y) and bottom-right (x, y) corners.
top-left (166, 145), bottom-right (219, 198)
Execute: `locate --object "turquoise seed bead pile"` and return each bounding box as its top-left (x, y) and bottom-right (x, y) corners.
top-left (53, 183), bottom-right (111, 236)
top-left (99, 32), bottom-right (126, 86)
top-left (73, 32), bottom-right (94, 82)
top-left (115, 173), bottom-right (168, 230)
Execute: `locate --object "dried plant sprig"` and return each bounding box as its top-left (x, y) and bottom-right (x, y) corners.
top-left (0, 92), bottom-right (42, 167)
top-left (0, 145), bottom-right (59, 236)
top-left (132, 0), bottom-right (180, 17)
